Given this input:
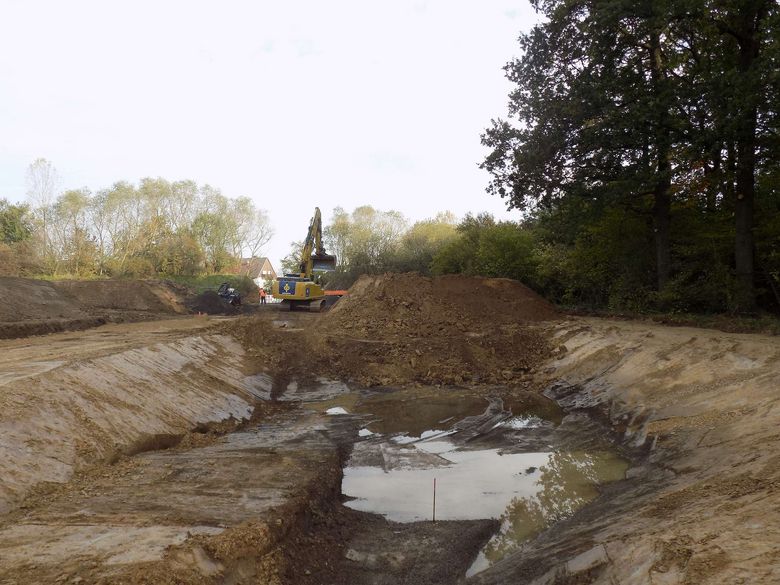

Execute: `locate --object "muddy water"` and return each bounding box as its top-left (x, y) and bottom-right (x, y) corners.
top-left (321, 389), bottom-right (628, 577)
top-left (358, 389), bottom-right (489, 436)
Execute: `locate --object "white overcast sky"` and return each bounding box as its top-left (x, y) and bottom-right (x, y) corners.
top-left (0, 0), bottom-right (539, 269)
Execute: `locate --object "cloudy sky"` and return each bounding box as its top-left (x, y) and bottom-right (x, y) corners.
top-left (0, 0), bottom-right (539, 268)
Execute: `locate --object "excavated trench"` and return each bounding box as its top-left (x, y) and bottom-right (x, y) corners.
top-left (0, 339), bottom-right (640, 585)
top-left (2, 309), bottom-right (779, 585)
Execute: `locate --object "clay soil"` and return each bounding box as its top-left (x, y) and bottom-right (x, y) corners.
top-left (0, 272), bottom-right (778, 584)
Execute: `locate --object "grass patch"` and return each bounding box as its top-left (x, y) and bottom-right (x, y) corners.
top-left (165, 274), bottom-right (259, 296)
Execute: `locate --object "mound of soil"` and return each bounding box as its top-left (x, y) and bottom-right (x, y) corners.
top-left (324, 273), bottom-right (557, 335)
top-left (0, 277), bottom-right (191, 339)
top-left (52, 280), bottom-right (188, 314)
top-left (234, 273), bottom-right (556, 387)
top-left (189, 290), bottom-right (240, 315)
top-left (0, 277), bottom-right (87, 322)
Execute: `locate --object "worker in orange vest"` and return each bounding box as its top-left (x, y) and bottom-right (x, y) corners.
top-left (259, 287), bottom-right (267, 305)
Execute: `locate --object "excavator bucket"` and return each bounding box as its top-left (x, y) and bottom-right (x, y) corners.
top-left (311, 253), bottom-right (337, 272)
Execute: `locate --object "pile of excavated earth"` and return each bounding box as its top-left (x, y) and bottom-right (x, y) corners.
top-left (232, 273), bottom-right (557, 387)
top-left (0, 277), bottom-right (248, 338)
top-left (0, 277), bottom-right (189, 338)
top-left (0, 272), bottom-right (778, 585)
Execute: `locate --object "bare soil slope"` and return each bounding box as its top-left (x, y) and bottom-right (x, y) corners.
top-left (0, 277), bottom-right (190, 338)
top-left (0, 277), bottom-right (86, 322)
top-left (52, 279), bottom-right (188, 314)
top-left (472, 318), bottom-right (780, 585)
top-left (0, 318), bottom-right (258, 514)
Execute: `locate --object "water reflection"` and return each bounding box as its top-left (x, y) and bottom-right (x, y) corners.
top-left (331, 388), bottom-right (627, 576)
top-left (344, 442), bottom-right (548, 521)
top-left (468, 450), bottom-right (628, 575)
top-left (344, 441), bottom-right (626, 528)
top-left (359, 390), bottom-right (487, 436)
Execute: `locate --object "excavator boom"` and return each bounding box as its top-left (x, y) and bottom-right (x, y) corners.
top-left (298, 207), bottom-right (336, 277)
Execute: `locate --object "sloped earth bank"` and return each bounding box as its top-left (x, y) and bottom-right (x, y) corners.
top-left (0, 277), bottom-right (191, 339)
top-left (0, 277), bottom-right (253, 340)
top-left (469, 318), bottom-right (780, 585)
top-left (0, 273), bottom-right (778, 584)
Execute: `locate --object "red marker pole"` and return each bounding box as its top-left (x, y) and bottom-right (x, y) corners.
top-left (433, 478), bottom-right (437, 522)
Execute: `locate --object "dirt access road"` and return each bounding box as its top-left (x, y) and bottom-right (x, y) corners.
top-left (0, 273), bottom-right (778, 584)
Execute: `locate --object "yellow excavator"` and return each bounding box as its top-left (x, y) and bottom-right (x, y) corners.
top-left (272, 207), bottom-right (337, 311)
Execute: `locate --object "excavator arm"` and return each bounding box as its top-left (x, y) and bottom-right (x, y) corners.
top-left (298, 207), bottom-right (336, 278)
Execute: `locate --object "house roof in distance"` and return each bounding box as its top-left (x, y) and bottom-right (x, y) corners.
top-left (238, 257), bottom-right (276, 278)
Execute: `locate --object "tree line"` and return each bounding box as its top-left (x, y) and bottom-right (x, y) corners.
top-left (480, 0), bottom-right (779, 313)
top-left (282, 2), bottom-right (780, 315)
top-left (278, 206), bottom-right (544, 295)
top-left (0, 159), bottom-right (272, 278)
top-left (278, 206), bottom-right (455, 286)
top-left (278, 197), bottom-right (777, 316)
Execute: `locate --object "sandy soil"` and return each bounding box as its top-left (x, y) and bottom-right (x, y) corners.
top-left (0, 273), bottom-right (778, 584)
top-left (471, 318), bottom-right (780, 585)
top-left (0, 317), bottom-right (264, 514)
top-left (0, 278), bottom-right (191, 339)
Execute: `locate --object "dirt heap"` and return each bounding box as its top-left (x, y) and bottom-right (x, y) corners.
top-left (52, 279), bottom-right (188, 314)
top-left (0, 277), bottom-right (97, 338)
top-left (235, 273), bottom-right (556, 387)
top-left (189, 290), bottom-right (241, 315)
top-left (0, 277), bottom-right (189, 339)
top-left (0, 277), bottom-right (86, 322)
top-left (325, 273), bottom-right (558, 333)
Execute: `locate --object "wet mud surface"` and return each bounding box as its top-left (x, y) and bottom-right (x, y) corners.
top-left (1, 274), bottom-right (779, 584)
top-left (321, 388), bottom-right (629, 579)
top-left (0, 405), bottom-right (349, 584)
top-left (0, 369), bottom-right (630, 585)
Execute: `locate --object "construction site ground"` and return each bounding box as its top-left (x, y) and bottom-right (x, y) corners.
top-left (0, 274), bottom-right (778, 584)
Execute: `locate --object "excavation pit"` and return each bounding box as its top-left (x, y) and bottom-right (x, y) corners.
top-left (329, 388), bottom-right (629, 576)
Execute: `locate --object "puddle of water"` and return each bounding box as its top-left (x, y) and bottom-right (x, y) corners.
top-left (343, 442), bottom-right (625, 522)
top-left (304, 391), bottom-right (361, 413)
top-left (306, 387), bottom-right (488, 436)
top-left (502, 394), bottom-right (563, 425)
top-left (338, 388), bottom-right (628, 577)
top-left (355, 389), bottom-right (488, 436)
top-left (466, 449), bottom-right (628, 577)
